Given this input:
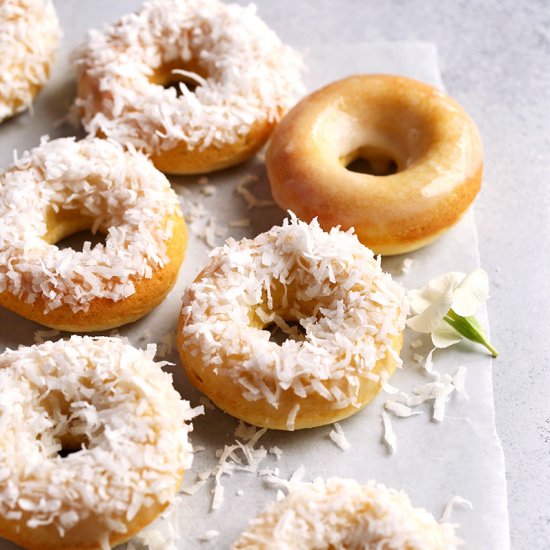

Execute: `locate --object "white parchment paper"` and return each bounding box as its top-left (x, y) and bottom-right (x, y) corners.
top-left (0, 10), bottom-right (509, 548)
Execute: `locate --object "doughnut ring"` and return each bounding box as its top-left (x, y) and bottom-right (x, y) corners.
top-left (0, 0), bottom-right (60, 123)
top-left (0, 137), bottom-right (186, 332)
top-left (178, 214), bottom-right (407, 430)
top-left (232, 478), bottom-right (461, 549)
top-left (0, 336), bottom-right (198, 550)
top-left (74, 0), bottom-right (304, 175)
top-left (267, 74), bottom-right (483, 255)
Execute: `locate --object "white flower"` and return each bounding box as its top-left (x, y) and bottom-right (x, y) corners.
top-left (407, 269), bottom-right (497, 356)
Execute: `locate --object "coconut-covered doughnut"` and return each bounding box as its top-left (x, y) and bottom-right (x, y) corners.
top-left (232, 478), bottom-right (461, 549)
top-left (0, 137), bottom-right (186, 332)
top-left (0, 0), bottom-right (60, 123)
top-left (267, 74), bottom-right (483, 255)
top-left (0, 336), bottom-right (199, 550)
top-left (178, 214), bottom-right (407, 430)
top-left (73, 0), bottom-right (304, 175)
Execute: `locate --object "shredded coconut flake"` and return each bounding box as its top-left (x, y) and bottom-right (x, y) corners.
top-left (199, 529), bottom-right (220, 542)
top-left (329, 422), bottom-right (351, 451)
top-left (410, 338), bottom-right (424, 349)
top-left (381, 410), bottom-right (396, 453)
top-left (440, 495), bottom-right (473, 523)
top-left (229, 218), bottom-right (252, 228)
top-left (401, 258), bottom-right (413, 274)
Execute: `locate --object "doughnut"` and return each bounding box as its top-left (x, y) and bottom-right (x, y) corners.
top-left (266, 74), bottom-right (483, 255)
top-left (232, 478), bottom-right (461, 549)
top-left (73, 0), bottom-right (304, 175)
top-left (0, 335), bottom-right (198, 550)
top-left (0, 137), bottom-right (186, 332)
top-left (0, 0), bottom-right (60, 123)
top-left (178, 214), bottom-right (407, 430)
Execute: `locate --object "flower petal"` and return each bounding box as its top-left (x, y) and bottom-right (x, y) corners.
top-left (407, 271), bottom-right (464, 314)
top-left (407, 282), bottom-right (455, 333)
top-left (431, 322), bottom-right (463, 348)
top-left (452, 269), bottom-right (489, 317)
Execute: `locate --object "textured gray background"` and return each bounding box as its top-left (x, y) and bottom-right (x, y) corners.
top-left (4, 0), bottom-right (549, 547)
top-left (250, 1), bottom-right (550, 547)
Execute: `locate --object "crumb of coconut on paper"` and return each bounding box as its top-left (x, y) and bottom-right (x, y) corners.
top-left (181, 424), bottom-right (272, 511)
top-left (229, 218), bottom-right (251, 228)
top-left (401, 258), bottom-right (413, 274)
top-left (440, 495), bottom-right (473, 522)
top-left (269, 446), bottom-right (283, 460)
top-left (383, 365), bottom-right (469, 432)
top-left (381, 409), bottom-right (396, 453)
top-left (198, 530), bottom-right (220, 542)
top-left (329, 422), bottom-right (351, 451)
top-left (234, 173), bottom-right (275, 209)
top-left (199, 185), bottom-right (217, 197)
top-left (410, 338), bottom-right (424, 349)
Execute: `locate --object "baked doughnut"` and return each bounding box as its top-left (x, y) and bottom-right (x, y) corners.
top-left (73, 0), bottom-right (304, 175)
top-left (0, 0), bottom-right (60, 123)
top-left (266, 74), bottom-right (483, 255)
top-left (232, 478), bottom-right (461, 549)
top-left (178, 214), bottom-right (407, 431)
top-left (0, 137), bottom-right (186, 332)
top-left (0, 336), bottom-right (198, 550)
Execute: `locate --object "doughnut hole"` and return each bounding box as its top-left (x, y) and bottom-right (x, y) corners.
top-left (35, 388), bottom-right (93, 458)
top-left (149, 59), bottom-right (209, 95)
top-left (44, 207), bottom-right (106, 252)
top-left (43, 207), bottom-right (100, 245)
top-left (343, 145), bottom-right (398, 176)
top-left (322, 95), bottom-right (435, 178)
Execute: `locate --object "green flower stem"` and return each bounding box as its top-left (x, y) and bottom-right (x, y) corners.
top-left (443, 309), bottom-right (499, 358)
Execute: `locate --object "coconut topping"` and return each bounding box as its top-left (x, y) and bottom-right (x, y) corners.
top-left (0, 0), bottom-right (60, 121)
top-left (73, 0), bottom-right (304, 155)
top-left (231, 477), bottom-right (462, 549)
top-left (180, 214), bottom-right (407, 408)
top-left (0, 336), bottom-right (199, 541)
top-left (0, 137), bottom-right (181, 313)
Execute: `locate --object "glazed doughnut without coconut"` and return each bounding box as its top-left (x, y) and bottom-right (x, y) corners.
top-left (0, 137), bottom-right (186, 332)
top-left (232, 478), bottom-right (461, 549)
top-left (74, 0), bottom-right (304, 175)
top-left (267, 74), bottom-right (483, 255)
top-left (0, 336), bottom-right (199, 550)
top-left (0, 0), bottom-right (60, 122)
top-left (178, 214), bottom-right (407, 430)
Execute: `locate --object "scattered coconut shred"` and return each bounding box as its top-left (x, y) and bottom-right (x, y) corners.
top-left (235, 174), bottom-right (275, 209)
top-left (329, 422), bottom-right (351, 451)
top-left (182, 422), bottom-right (271, 511)
top-left (381, 355), bottom-right (469, 453)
